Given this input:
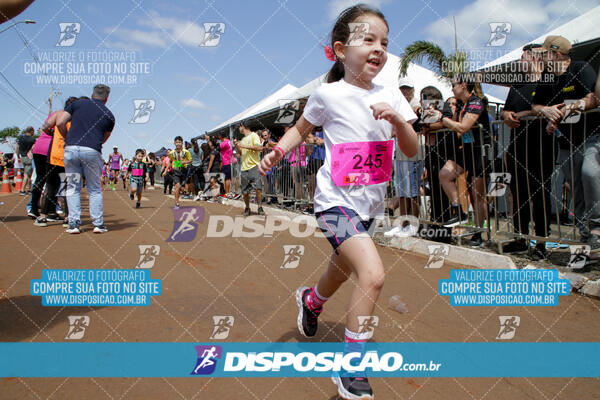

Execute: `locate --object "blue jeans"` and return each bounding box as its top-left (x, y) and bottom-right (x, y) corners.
top-left (64, 146), bottom-right (104, 226)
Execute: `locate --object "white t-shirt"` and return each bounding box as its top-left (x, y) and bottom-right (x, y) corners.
top-left (303, 79), bottom-right (417, 220)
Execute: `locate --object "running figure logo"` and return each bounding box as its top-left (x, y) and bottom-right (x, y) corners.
top-left (281, 245), bottom-right (305, 269)
top-left (167, 207), bottom-right (204, 242)
top-left (56, 23), bottom-right (81, 47)
top-left (496, 316), bottom-right (520, 340)
top-left (487, 173), bottom-right (511, 197)
top-left (347, 173), bottom-right (369, 198)
top-left (199, 23), bottom-right (225, 47)
top-left (59, 172), bottom-right (81, 197)
top-left (426, 244), bottom-right (449, 269)
top-left (275, 100), bottom-right (299, 125)
top-left (346, 23), bottom-right (369, 46)
top-left (486, 22), bottom-right (511, 47)
top-left (65, 316), bottom-right (90, 340)
top-left (561, 99), bottom-right (583, 124)
top-left (210, 316), bottom-right (234, 340)
top-left (357, 316), bottom-right (379, 339)
top-left (137, 245), bottom-right (160, 269)
top-left (130, 99), bottom-right (156, 124)
top-left (568, 245), bottom-right (590, 269)
top-left (191, 345), bottom-right (222, 375)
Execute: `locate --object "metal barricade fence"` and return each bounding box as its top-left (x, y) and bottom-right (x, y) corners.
top-left (382, 125), bottom-right (491, 242)
top-left (230, 143), bottom-right (323, 210)
top-left (224, 109), bottom-right (599, 252)
top-left (490, 108), bottom-right (600, 251)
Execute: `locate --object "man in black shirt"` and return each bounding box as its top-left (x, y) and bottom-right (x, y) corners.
top-left (532, 35), bottom-right (598, 250)
top-left (501, 44), bottom-right (554, 258)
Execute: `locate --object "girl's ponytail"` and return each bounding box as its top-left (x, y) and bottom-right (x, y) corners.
top-left (326, 60), bottom-right (345, 83)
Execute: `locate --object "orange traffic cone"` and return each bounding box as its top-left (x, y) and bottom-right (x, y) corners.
top-left (13, 169), bottom-right (23, 192)
top-left (1, 169), bottom-right (12, 193)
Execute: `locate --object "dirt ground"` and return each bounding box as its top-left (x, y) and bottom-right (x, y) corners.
top-left (1, 188), bottom-right (599, 399)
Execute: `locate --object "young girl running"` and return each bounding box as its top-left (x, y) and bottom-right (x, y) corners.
top-left (127, 149), bottom-right (150, 208)
top-left (260, 5), bottom-right (417, 399)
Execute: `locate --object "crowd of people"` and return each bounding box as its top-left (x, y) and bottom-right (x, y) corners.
top-left (2, 3), bottom-right (600, 398)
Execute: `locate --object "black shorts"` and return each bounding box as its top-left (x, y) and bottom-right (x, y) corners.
top-left (172, 169), bottom-right (187, 185)
top-left (221, 164), bottom-right (232, 180)
top-left (316, 206), bottom-right (376, 251)
top-left (308, 159), bottom-right (324, 175)
top-left (455, 143), bottom-right (489, 179)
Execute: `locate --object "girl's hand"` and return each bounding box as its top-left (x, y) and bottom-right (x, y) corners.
top-left (370, 102), bottom-right (406, 126)
top-left (259, 149), bottom-right (283, 176)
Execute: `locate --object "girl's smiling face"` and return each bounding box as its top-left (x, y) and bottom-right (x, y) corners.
top-left (334, 14), bottom-right (388, 89)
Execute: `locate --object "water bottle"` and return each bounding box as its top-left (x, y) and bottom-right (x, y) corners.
top-left (388, 295), bottom-right (408, 313)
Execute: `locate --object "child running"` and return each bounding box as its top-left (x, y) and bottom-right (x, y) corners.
top-left (120, 159), bottom-right (130, 190)
top-left (259, 5), bottom-right (417, 399)
top-left (127, 149), bottom-right (150, 208)
top-left (168, 136), bottom-right (192, 208)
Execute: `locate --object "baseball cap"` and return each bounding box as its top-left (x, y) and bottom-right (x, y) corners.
top-left (398, 77), bottom-right (414, 88)
top-left (532, 35), bottom-right (571, 55)
top-left (522, 43), bottom-right (541, 52)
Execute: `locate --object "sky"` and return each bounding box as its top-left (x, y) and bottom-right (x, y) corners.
top-left (0, 0), bottom-right (597, 156)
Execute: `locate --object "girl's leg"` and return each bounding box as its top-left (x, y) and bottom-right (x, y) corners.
top-left (313, 251), bottom-right (352, 298)
top-left (335, 235), bottom-right (385, 333)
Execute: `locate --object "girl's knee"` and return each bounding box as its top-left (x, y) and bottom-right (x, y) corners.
top-left (359, 268), bottom-right (385, 291)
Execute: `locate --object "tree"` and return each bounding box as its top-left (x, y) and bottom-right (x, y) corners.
top-left (399, 40), bottom-right (467, 79)
top-left (0, 126), bottom-right (20, 144)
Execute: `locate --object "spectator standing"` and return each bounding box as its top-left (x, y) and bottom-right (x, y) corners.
top-left (56, 84), bottom-right (115, 234)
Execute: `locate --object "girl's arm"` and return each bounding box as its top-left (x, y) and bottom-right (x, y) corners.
top-left (259, 116), bottom-right (314, 175)
top-left (370, 102), bottom-right (418, 158)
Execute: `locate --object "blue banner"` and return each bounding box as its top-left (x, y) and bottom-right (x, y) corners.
top-left (439, 269), bottom-right (570, 306)
top-left (30, 269), bottom-right (161, 306)
top-left (1, 343), bottom-right (599, 377)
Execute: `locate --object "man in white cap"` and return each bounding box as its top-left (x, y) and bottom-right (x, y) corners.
top-left (398, 77), bottom-right (421, 113)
